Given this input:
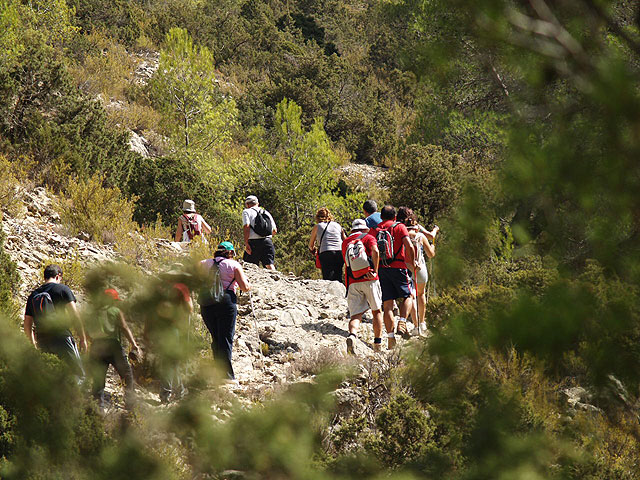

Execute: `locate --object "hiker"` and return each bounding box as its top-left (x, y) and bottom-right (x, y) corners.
top-left (342, 219), bottom-right (384, 354)
top-left (23, 264), bottom-right (87, 378)
top-left (309, 207), bottom-right (346, 282)
top-left (363, 199), bottom-right (382, 229)
top-left (87, 288), bottom-right (142, 410)
top-left (396, 206), bottom-right (439, 242)
top-left (242, 195), bottom-right (277, 270)
top-left (373, 206), bottom-right (416, 348)
top-left (143, 278), bottom-right (192, 403)
top-left (175, 199), bottom-right (212, 243)
top-left (200, 242), bottom-right (251, 381)
top-left (397, 207), bottom-right (436, 336)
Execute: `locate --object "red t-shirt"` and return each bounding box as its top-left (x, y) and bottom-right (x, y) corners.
top-left (374, 220), bottom-right (410, 269)
top-left (341, 232), bottom-right (378, 284)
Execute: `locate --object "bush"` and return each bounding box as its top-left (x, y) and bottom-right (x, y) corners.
top-left (386, 143), bottom-right (462, 224)
top-left (0, 229), bottom-right (20, 322)
top-left (58, 174), bottom-right (138, 244)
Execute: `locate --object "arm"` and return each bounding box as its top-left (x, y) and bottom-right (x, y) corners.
top-left (234, 266), bottom-right (251, 292)
top-left (421, 235), bottom-right (435, 259)
top-left (67, 302), bottom-right (87, 352)
top-left (175, 217), bottom-right (183, 242)
top-left (370, 244), bottom-right (380, 273)
top-left (119, 311), bottom-right (142, 357)
top-left (341, 229), bottom-right (347, 241)
top-left (308, 225), bottom-right (318, 252)
top-left (419, 224), bottom-right (439, 241)
top-left (24, 315), bottom-right (37, 347)
top-left (403, 236), bottom-right (416, 269)
top-left (201, 217), bottom-right (212, 235)
top-left (243, 225), bottom-right (252, 254)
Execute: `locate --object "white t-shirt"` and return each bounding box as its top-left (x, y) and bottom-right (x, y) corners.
top-left (242, 206), bottom-right (276, 240)
top-left (181, 213), bottom-right (207, 243)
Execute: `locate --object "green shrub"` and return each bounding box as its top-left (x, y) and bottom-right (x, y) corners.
top-left (386, 143), bottom-right (462, 224)
top-left (0, 229), bottom-right (20, 322)
top-left (58, 174), bottom-right (138, 244)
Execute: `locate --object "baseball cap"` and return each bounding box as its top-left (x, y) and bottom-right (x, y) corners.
top-left (218, 241), bottom-right (235, 251)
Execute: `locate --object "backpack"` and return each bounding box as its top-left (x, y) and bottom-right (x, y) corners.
top-left (345, 233), bottom-right (371, 278)
top-left (198, 259), bottom-right (232, 306)
top-left (376, 222), bottom-right (401, 266)
top-left (411, 234), bottom-right (426, 269)
top-left (181, 214), bottom-right (202, 240)
top-left (31, 291), bottom-right (55, 328)
top-left (251, 207), bottom-right (273, 237)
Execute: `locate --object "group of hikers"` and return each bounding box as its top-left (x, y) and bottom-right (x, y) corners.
top-left (23, 196), bottom-right (437, 407)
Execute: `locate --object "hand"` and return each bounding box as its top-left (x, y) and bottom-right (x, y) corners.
top-left (364, 271), bottom-right (377, 280)
top-left (245, 244), bottom-right (252, 255)
top-left (432, 225), bottom-right (439, 237)
top-left (79, 336), bottom-right (88, 352)
top-left (135, 345), bottom-right (143, 360)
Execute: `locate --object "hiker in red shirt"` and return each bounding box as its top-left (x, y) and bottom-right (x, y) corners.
top-left (341, 219), bottom-right (384, 354)
top-left (373, 206), bottom-right (416, 349)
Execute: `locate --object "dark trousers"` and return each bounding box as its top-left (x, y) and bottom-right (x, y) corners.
top-left (319, 250), bottom-right (344, 282)
top-left (89, 338), bottom-right (134, 409)
top-left (200, 291), bottom-right (237, 380)
top-left (39, 334), bottom-right (85, 379)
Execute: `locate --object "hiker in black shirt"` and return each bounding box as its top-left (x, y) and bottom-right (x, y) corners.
top-left (24, 264), bottom-right (87, 377)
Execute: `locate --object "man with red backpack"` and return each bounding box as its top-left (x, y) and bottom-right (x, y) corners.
top-left (373, 206), bottom-right (416, 349)
top-left (342, 219), bottom-right (384, 354)
top-left (175, 199), bottom-right (212, 243)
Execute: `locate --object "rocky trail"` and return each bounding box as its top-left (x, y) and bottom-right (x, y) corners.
top-left (2, 188), bottom-right (414, 412)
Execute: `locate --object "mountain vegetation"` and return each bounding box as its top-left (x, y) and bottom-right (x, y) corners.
top-left (1, 0), bottom-right (640, 478)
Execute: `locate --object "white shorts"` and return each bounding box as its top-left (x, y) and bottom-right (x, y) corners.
top-left (347, 280), bottom-right (383, 317)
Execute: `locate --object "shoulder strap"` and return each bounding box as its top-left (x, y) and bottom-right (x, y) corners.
top-left (318, 221), bottom-right (330, 248)
top-left (213, 258), bottom-right (235, 291)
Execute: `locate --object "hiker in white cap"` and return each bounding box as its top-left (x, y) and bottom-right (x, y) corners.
top-left (242, 195), bottom-right (277, 270)
top-left (175, 199), bottom-right (212, 243)
top-left (341, 218), bottom-right (384, 354)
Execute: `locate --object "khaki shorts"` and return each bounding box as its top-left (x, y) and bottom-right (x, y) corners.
top-left (347, 280), bottom-right (383, 317)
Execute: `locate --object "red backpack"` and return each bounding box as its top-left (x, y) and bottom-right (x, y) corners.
top-left (181, 214), bottom-right (202, 240)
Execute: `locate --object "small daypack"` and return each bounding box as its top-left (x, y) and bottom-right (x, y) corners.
top-left (31, 291), bottom-right (55, 327)
top-left (345, 233), bottom-right (371, 278)
top-left (251, 207), bottom-right (273, 237)
top-left (182, 214), bottom-right (202, 240)
top-left (198, 259), bottom-right (232, 306)
top-left (412, 235), bottom-right (426, 269)
top-left (376, 222), bottom-right (401, 266)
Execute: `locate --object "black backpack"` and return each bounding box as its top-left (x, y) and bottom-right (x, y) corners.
top-left (252, 207), bottom-right (273, 237)
top-left (31, 291), bottom-right (55, 327)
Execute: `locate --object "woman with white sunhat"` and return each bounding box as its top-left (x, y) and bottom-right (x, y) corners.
top-left (175, 199), bottom-right (212, 243)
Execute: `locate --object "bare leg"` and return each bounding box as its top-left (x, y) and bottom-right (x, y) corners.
top-left (348, 314), bottom-right (362, 335)
top-left (382, 299), bottom-right (396, 333)
top-left (371, 309), bottom-right (383, 338)
top-left (399, 296), bottom-right (413, 320)
top-left (417, 283), bottom-right (426, 325)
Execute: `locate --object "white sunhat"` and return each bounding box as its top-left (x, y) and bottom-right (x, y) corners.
top-left (351, 219), bottom-right (369, 232)
top-left (182, 199), bottom-right (196, 212)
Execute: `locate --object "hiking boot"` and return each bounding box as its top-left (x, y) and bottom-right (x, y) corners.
top-left (419, 322), bottom-right (429, 337)
top-left (373, 343), bottom-right (382, 353)
top-left (346, 335), bottom-right (356, 355)
top-left (396, 320), bottom-right (408, 338)
top-left (409, 324), bottom-right (420, 337)
top-left (387, 335), bottom-right (397, 349)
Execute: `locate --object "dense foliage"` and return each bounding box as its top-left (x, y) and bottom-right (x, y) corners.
top-left (1, 0), bottom-right (640, 478)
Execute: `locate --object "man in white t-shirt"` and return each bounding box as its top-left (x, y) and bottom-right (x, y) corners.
top-left (242, 195), bottom-right (277, 270)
